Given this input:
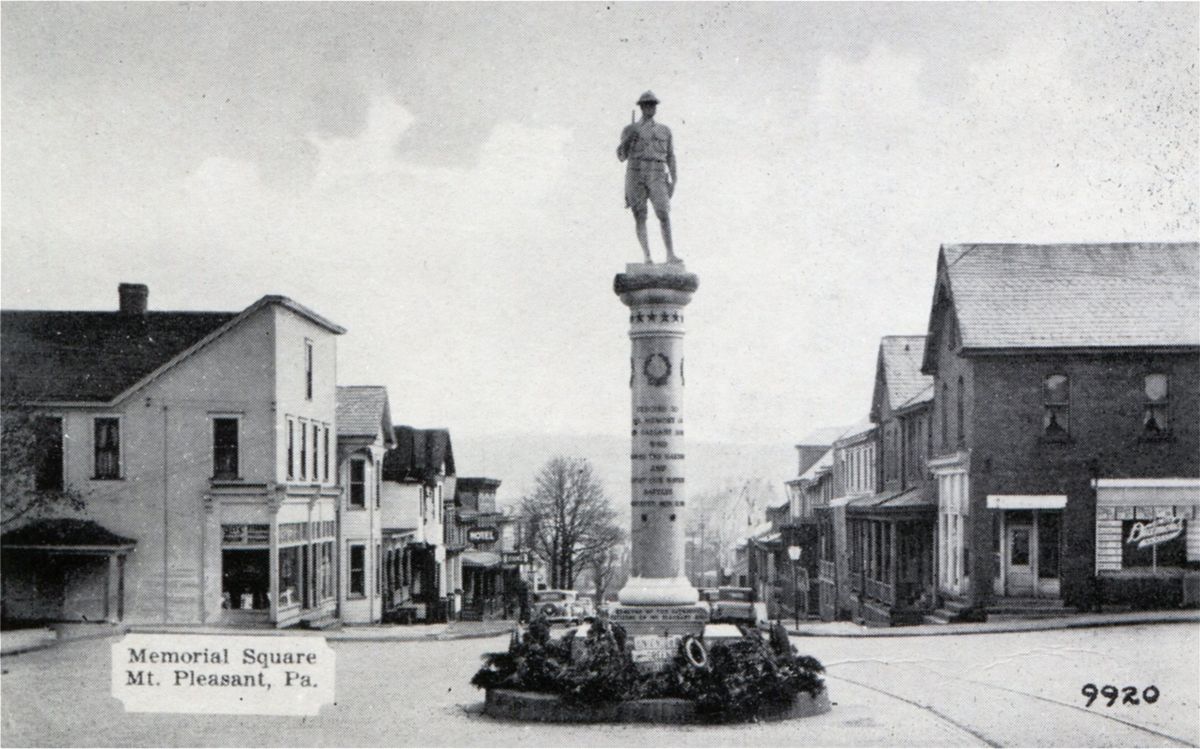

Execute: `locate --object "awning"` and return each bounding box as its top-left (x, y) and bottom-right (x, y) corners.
top-left (461, 550), bottom-right (502, 568)
top-left (986, 495), bottom-right (1067, 510)
top-left (1095, 478), bottom-right (1200, 508)
top-left (0, 518), bottom-right (136, 553)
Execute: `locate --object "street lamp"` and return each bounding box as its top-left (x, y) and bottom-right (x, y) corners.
top-left (786, 545), bottom-right (801, 629)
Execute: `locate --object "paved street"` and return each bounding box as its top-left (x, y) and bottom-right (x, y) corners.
top-left (2, 623), bottom-right (1197, 747)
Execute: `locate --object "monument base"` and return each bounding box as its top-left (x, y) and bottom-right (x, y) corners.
top-left (608, 602), bottom-right (708, 672)
top-left (617, 575), bottom-right (700, 606)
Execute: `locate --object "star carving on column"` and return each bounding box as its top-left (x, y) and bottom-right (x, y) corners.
top-left (672, 312), bottom-right (680, 322)
top-left (648, 312), bottom-right (659, 322)
top-left (635, 313), bottom-right (644, 323)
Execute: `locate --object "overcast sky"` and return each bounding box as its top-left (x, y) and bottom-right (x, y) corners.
top-left (3, 2), bottom-right (1197, 448)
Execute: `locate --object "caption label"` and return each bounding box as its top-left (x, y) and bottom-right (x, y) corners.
top-left (112, 633), bottom-right (335, 715)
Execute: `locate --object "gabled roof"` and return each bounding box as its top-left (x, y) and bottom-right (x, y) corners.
top-left (383, 426), bottom-right (456, 483)
top-left (1, 294), bottom-right (346, 405)
top-left (1, 311), bottom-right (237, 402)
top-left (877, 336), bottom-right (931, 410)
top-left (789, 446), bottom-right (834, 483)
top-left (336, 386), bottom-right (395, 445)
top-left (924, 243), bottom-right (1199, 370)
top-left (795, 425), bottom-right (850, 448)
top-left (1, 518), bottom-right (136, 549)
top-left (833, 418), bottom-right (875, 446)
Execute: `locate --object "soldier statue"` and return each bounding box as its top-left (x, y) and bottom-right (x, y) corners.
top-left (618, 90), bottom-right (680, 264)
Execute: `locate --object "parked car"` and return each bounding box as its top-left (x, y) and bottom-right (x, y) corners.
top-left (531, 589), bottom-right (583, 625)
top-left (705, 586), bottom-right (768, 627)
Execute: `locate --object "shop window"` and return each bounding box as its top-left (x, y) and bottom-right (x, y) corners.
top-left (222, 549), bottom-right (269, 610)
top-left (1121, 518), bottom-right (1187, 569)
top-left (350, 459), bottom-right (366, 508)
top-left (1143, 374), bottom-right (1169, 436)
top-left (212, 417), bottom-right (239, 479)
top-left (93, 417), bottom-right (121, 479)
top-left (278, 546), bottom-right (300, 608)
top-left (1039, 512), bottom-right (1061, 578)
top-left (349, 544), bottom-right (366, 597)
top-left (1042, 374), bottom-right (1070, 438)
top-left (33, 416), bottom-right (64, 491)
top-left (321, 542), bottom-right (334, 600)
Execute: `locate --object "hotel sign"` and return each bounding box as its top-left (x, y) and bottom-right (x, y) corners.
top-left (467, 528), bottom-right (497, 543)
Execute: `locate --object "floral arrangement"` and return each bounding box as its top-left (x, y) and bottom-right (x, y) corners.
top-left (472, 616), bottom-right (824, 722)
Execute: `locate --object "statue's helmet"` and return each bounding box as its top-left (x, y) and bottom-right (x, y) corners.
top-left (637, 90), bottom-right (660, 106)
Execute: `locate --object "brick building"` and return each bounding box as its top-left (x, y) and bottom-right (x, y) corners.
top-left (922, 243), bottom-right (1200, 618)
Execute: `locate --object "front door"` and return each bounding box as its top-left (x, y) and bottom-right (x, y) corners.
top-left (1006, 523), bottom-right (1035, 595)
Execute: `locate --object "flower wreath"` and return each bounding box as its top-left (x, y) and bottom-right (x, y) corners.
top-left (643, 353), bottom-right (672, 387)
top-left (682, 634), bottom-right (709, 669)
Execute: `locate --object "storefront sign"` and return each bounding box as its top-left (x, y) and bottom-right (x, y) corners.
top-left (502, 551), bottom-right (528, 565)
top-left (467, 528), bottom-right (497, 543)
top-left (112, 633), bottom-right (334, 715)
top-left (1125, 516), bottom-right (1184, 549)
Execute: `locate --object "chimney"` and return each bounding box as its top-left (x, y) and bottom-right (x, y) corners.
top-left (118, 283), bottom-right (148, 315)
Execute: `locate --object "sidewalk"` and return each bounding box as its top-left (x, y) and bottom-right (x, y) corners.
top-left (2, 619), bottom-right (518, 657)
top-left (785, 608), bottom-right (1200, 637)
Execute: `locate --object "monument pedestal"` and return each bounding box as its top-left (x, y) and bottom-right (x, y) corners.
top-left (613, 262), bottom-right (706, 672)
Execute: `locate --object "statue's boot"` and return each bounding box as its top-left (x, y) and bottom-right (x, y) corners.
top-left (661, 218), bottom-right (682, 264)
top-left (636, 216), bottom-right (653, 263)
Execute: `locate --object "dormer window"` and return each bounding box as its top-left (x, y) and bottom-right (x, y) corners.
top-left (1143, 374), bottom-right (1169, 436)
top-left (1042, 374), bottom-right (1070, 438)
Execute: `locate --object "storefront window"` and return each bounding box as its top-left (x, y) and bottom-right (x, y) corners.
top-left (1121, 518), bottom-right (1187, 568)
top-left (222, 549), bottom-right (269, 611)
top-left (278, 546), bottom-right (300, 608)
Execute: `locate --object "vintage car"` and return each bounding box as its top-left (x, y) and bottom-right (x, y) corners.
top-left (531, 589), bottom-right (586, 625)
top-left (703, 586), bottom-right (769, 627)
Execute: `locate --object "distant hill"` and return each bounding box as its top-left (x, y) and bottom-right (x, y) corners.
top-left (452, 432), bottom-right (797, 516)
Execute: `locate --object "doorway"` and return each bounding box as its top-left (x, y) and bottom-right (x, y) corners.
top-left (998, 510), bottom-right (1061, 598)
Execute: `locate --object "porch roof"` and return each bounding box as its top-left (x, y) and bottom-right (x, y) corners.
top-left (846, 484), bottom-right (936, 514)
top-left (1, 518), bottom-right (136, 552)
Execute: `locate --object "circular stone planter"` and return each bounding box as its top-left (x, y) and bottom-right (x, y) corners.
top-left (483, 687), bottom-right (831, 724)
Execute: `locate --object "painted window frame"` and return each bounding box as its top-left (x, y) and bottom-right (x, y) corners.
top-left (287, 418), bottom-right (296, 480)
top-left (1143, 373), bottom-right (1170, 438)
top-left (92, 415), bottom-right (123, 480)
top-left (299, 419), bottom-right (308, 481)
top-left (349, 458), bottom-right (367, 509)
top-left (1042, 374), bottom-right (1071, 440)
top-left (348, 543), bottom-right (366, 598)
top-left (305, 339), bottom-right (314, 401)
top-left (211, 414), bottom-right (242, 480)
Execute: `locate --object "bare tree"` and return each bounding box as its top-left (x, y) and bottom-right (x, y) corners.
top-left (1, 404), bottom-right (86, 530)
top-left (519, 456), bottom-right (622, 590)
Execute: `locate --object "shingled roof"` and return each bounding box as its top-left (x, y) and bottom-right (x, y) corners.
top-left (1, 310), bottom-right (237, 402)
top-left (929, 243), bottom-right (1200, 361)
top-left (2, 290), bottom-right (346, 405)
top-left (880, 336), bottom-right (930, 407)
top-left (336, 386), bottom-right (395, 445)
top-left (1, 518), bottom-right (136, 549)
top-left (382, 426), bottom-right (456, 483)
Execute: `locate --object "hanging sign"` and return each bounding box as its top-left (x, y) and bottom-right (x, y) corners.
top-left (1125, 516), bottom-right (1184, 549)
top-left (467, 527), bottom-right (497, 543)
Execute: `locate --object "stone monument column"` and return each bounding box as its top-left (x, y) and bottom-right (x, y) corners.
top-left (614, 263), bottom-right (700, 607)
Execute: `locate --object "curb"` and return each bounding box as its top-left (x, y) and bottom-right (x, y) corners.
top-left (786, 611), bottom-right (1200, 637)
